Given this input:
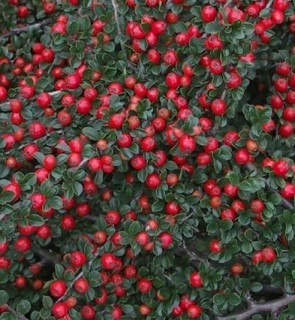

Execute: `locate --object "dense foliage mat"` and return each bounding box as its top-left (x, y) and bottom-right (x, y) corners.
top-left (0, 0), bottom-right (295, 319)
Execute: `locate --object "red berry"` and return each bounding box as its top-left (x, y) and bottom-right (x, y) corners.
top-left (209, 239), bottom-right (222, 253)
top-left (201, 5), bottom-right (217, 23)
top-left (281, 183), bottom-right (295, 199)
top-left (261, 247), bottom-right (277, 263)
top-left (76, 98), bottom-right (92, 115)
top-left (163, 49), bottom-right (178, 66)
top-left (165, 72), bottom-right (181, 88)
top-left (165, 201), bottom-right (181, 216)
top-left (187, 304), bottom-right (202, 318)
top-left (74, 277), bottom-right (89, 293)
top-left (189, 271), bottom-right (203, 288)
top-left (137, 278), bottom-right (152, 294)
top-left (29, 121), bottom-right (46, 139)
top-left (273, 159), bottom-right (289, 176)
top-left (0, 86), bottom-right (8, 101)
top-left (158, 232), bottom-right (173, 249)
top-left (61, 215), bottom-right (76, 230)
top-left (231, 263), bottom-right (244, 275)
top-left (51, 302), bottom-right (69, 319)
top-left (178, 135), bottom-right (196, 154)
top-left (151, 20), bottom-right (166, 34)
top-left (145, 173), bottom-right (161, 189)
top-left (49, 280), bottom-right (67, 298)
top-left (135, 231), bottom-right (150, 246)
top-left (208, 59), bottom-right (224, 74)
top-left (224, 183), bottom-right (239, 197)
top-left (14, 236), bottom-right (31, 252)
top-left (17, 5), bottom-right (29, 18)
top-left (69, 251), bottom-right (87, 268)
top-left (220, 208), bottom-right (236, 220)
top-left (234, 148), bottom-right (250, 164)
top-left (80, 305), bottom-right (95, 320)
top-left (30, 193), bottom-right (46, 211)
top-left (101, 253), bottom-right (121, 270)
top-left (211, 98), bottom-right (226, 115)
top-left (140, 136), bottom-right (156, 152)
top-left (3, 182), bottom-right (21, 201)
top-left (43, 155), bottom-right (56, 171)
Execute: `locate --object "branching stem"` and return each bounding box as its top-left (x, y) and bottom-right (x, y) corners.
top-left (1, 19), bottom-right (52, 38)
top-left (216, 294), bottom-right (295, 320)
top-left (111, 0), bottom-right (121, 35)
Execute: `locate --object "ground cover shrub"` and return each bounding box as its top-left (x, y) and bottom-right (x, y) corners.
top-left (0, 0), bottom-right (295, 319)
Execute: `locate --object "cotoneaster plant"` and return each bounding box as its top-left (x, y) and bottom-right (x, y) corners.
top-left (0, 0), bottom-right (294, 319)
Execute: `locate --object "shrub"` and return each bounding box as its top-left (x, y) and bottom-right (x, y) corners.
top-left (0, 0), bottom-right (295, 319)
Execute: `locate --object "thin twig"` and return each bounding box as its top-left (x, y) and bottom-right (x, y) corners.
top-left (32, 246), bottom-right (61, 265)
top-left (266, 0), bottom-right (274, 8)
top-left (181, 242), bottom-right (204, 264)
top-left (111, 0), bottom-right (121, 35)
top-left (56, 252), bottom-right (99, 303)
top-left (4, 305), bottom-right (29, 320)
top-left (0, 19), bottom-right (52, 39)
top-left (216, 294), bottom-right (295, 320)
top-left (56, 270), bottom-right (83, 303)
top-left (181, 211), bottom-right (194, 222)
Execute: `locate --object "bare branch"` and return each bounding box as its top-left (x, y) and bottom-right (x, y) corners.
top-left (32, 246), bottom-right (61, 265)
top-left (216, 294), bottom-right (295, 320)
top-left (266, 0), bottom-right (274, 8)
top-left (111, 0), bottom-right (121, 35)
top-left (4, 305), bottom-right (29, 320)
top-left (181, 242), bottom-right (205, 264)
top-left (1, 19), bottom-right (52, 38)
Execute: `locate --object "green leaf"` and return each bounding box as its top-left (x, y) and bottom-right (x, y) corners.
top-left (288, 301), bottom-right (295, 313)
top-left (67, 20), bottom-right (79, 35)
top-left (72, 181), bottom-right (83, 196)
top-left (27, 214), bottom-right (45, 227)
top-left (137, 169), bottom-right (148, 183)
top-left (46, 196), bottom-right (63, 210)
top-left (213, 293), bottom-right (226, 306)
top-left (104, 42), bottom-right (115, 53)
top-left (220, 220), bottom-right (233, 231)
top-left (215, 145), bottom-right (232, 161)
top-left (239, 178), bottom-right (265, 193)
top-left (0, 290), bottom-right (8, 304)
top-left (78, 16), bottom-right (91, 32)
top-left (226, 171), bottom-right (240, 185)
top-left (0, 191), bottom-right (14, 204)
top-left (128, 221), bottom-right (141, 237)
top-left (16, 300), bottom-right (31, 314)
top-left (54, 264), bottom-right (65, 279)
top-left (151, 200), bottom-right (165, 212)
top-left (40, 308), bottom-right (51, 320)
top-left (30, 311), bottom-right (40, 320)
top-left (165, 161), bottom-right (178, 170)
top-left (33, 152), bottom-right (45, 164)
top-left (85, 288), bottom-right (95, 302)
top-left (205, 21), bottom-right (222, 34)
top-left (0, 313), bottom-right (17, 320)
top-left (82, 127), bottom-right (100, 141)
top-left (251, 282), bottom-right (263, 292)
top-left (42, 296), bottom-right (53, 309)
top-left (229, 293), bottom-right (241, 306)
